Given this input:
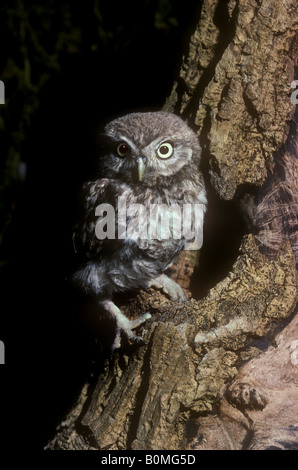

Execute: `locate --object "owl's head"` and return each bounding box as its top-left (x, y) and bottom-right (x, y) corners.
top-left (98, 112), bottom-right (201, 185)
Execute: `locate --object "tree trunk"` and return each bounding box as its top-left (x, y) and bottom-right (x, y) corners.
top-left (46, 0), bottom-right (298, 450)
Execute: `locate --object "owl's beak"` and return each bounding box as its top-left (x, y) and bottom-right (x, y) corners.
top-left (136, 156), bottom-right (147, 181)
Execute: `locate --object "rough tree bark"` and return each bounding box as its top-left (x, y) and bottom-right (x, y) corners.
top-left (46, 0), bottom-right (298, 450)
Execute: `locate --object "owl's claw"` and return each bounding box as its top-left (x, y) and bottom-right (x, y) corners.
top-left (101, 300), bottom-right (151, 351)
top-left (149, 274), bottom-right (187, 302)
top-left (127, 333), bottom-right (147, 347)
top-left (113, 313), bottom-right (151, 350)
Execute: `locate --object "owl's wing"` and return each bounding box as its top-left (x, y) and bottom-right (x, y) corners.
top-left (72, 179), bottom-right (112, 259)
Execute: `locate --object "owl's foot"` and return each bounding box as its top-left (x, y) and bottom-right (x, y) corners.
top-left (101, 300), bottom-right (151, 351)
top-left (149, 274), bottom-right (187, 302)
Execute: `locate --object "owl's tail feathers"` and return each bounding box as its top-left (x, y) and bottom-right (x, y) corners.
top-left (100, 300), bottom-right (151, 351)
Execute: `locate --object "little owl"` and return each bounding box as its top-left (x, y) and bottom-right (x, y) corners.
top-left (72, 111), bottom-right (207, 350)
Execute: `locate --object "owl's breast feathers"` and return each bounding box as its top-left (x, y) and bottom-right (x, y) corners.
top-left (73, 175), bottom-right (206, 262)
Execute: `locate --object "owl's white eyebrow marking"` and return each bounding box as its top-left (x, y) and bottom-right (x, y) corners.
top-left (117, 136), bottom-right (139, 153)
top-left (145, 137), bottom-right (171, 150)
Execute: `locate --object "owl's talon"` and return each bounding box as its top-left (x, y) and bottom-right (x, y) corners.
top-left (112, 327), bottom-right (147, 351)
top-left (127, 334), bottom-right (147, 347)
top-left (122, 313), bottom-right (151, 347)
top-left (101, 300), bottom-right (151, 350)
top-left (149, 274), bottom-right (187, 302)
top-left (111, 327), bottom-right (146, 351)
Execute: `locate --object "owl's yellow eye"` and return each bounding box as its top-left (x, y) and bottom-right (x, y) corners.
top-left (157, 142), bottom-right (174, 159)
top-left (117, 142), bottom-right (130, 157)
